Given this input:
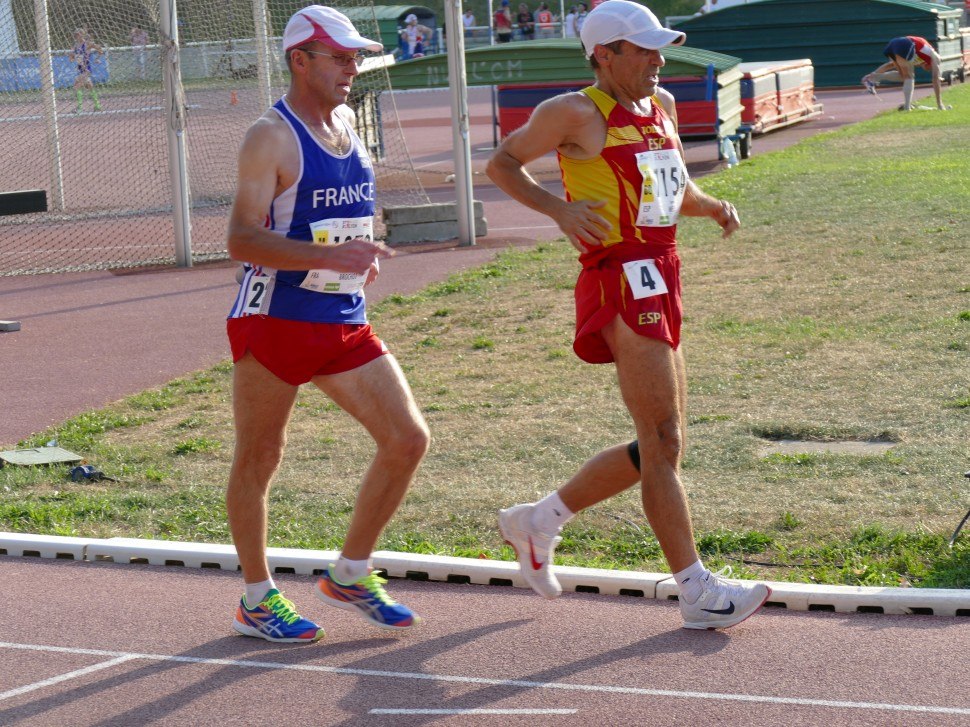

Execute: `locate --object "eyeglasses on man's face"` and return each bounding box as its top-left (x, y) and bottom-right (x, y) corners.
top-left (300, 48), bottom-right (366, 67)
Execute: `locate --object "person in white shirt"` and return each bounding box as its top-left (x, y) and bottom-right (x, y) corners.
top-left (563, 5), bottom-right (578, 37)
top-left (463, 8), bottom-right (476, 38)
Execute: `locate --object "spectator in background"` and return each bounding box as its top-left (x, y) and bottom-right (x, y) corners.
top-left (862, 36), bottom-right (949, 111)
top-left (400, 13), bottom-right (433, 59)
top-left (517, 3), bottom-right (536, 40)
top-left (130, 26), bottom-right (149, 80)
top-left (70, 28), bottom-right (103, 113)
top-left (563, 5), bottom-right (578, 37)
top-left (574, 2), bottom-right (589, 34)
top-left (536, 3), bottom-right (555, 39)
top-left (494, 0), bottom-right (513, 43)
top-left (463, 8), bottom-right (476, 39)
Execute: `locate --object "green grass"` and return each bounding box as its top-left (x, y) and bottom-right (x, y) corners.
top-left (2, 84), bottom-right (969, 588)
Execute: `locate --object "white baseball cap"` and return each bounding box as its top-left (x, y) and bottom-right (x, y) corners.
top-left (405, 13), bottom-right (418, 23)
top-left (580, 0), bottom-right (685, 59)
top-left (282, 5), bottom-right (382, 54)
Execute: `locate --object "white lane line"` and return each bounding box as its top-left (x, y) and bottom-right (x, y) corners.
top-left (1, 642), bottom-right (968, 716)
top-left (370, 709), bottom-right (577, 715)
top-left (0, 655), bottom-right (136, 701)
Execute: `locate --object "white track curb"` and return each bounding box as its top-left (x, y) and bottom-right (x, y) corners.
top-left (3, 532), bottom-right (968, 617)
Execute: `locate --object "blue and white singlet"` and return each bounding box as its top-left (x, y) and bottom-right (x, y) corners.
top-left (228, 96), bottom-right (376, 323)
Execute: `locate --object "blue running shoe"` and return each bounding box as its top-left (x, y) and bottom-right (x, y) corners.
top-left (233, 588), bottom-right (325, 643)
top-left (315, 568), bottom-right (421, 630)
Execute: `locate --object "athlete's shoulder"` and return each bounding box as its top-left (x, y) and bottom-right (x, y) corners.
top-left (335, 103), bottom-right (356, 127)
top-left (535, 89), bottom-right (600, 124)
top-left (238, 109), bottom-right (295, 170)
top-left (244, 109), bottom-right (291, 146)
top-left (653, 86), bottom-right (676, 111)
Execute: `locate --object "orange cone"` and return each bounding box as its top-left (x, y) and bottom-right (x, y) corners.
top-left (230, 90), bottom-right (238, 106)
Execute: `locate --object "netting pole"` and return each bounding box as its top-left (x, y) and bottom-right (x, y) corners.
top-left (33, 0), bottom-right (64, 212)
top-left (159, 0), bottom-right (192, 267)
top-left (445, 0), bottom-right (475, 246)
top-left (252, 0), bottom-right (273, 111)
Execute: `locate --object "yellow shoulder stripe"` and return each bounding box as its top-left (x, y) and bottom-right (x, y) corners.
top-left (580, 86), bottom-right (616, 120)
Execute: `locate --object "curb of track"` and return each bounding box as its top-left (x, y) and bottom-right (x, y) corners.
top-left (3, 532), bottom-right (969, 617)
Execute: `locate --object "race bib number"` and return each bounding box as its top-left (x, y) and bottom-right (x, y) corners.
top-left (622, 258), bottom-right (668, 300)
top-left (300, 216), bottom-right (374, 295)
top-left (241, 271), bottom-right (271, 315)
top-left (635, 149), bottom-right (687, 227)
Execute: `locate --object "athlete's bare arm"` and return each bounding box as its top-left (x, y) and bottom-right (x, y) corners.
top-left (654, 88), bottom-right (739, 238)
top-left (486, 93), bottom-right (612, 251)
top-left (927, 52), bottom-right (945, 109)
top-left (227, 112), bottom-right (390, 273)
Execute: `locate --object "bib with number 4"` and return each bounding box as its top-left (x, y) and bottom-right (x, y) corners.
top-left (300, 216), bottom-right (374, 295)
top-left (622, 258), bottom-right (668, 300)
top-left (635, 149), bottom-right (687, 227)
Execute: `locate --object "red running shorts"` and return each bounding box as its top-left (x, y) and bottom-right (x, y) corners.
top-left (573, 249), bottom-right (682, 364)
top-left (227, 315), bottom-right (388, 385)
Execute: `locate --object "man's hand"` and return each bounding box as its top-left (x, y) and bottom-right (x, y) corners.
top-left (712, 199), bottom-right (740, 238)
top-left (323, 238), bottom-right (393, 275)
top-left (554, 199), bottom-right (611, 252)
top-left (365, 259), bottom-right (380, 286)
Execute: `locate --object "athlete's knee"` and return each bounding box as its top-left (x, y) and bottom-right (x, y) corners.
top-left (381, 418), bottom-right (430, 464)
top-left (640, 417), bottom-right (684, 466)
top-left (235, 429), bottom-right (288, 475)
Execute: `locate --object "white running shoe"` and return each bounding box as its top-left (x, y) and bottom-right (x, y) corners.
top-left (680, 567), bottom-right (771, 630)
top-left (499, 503), bottom-right (563, 600)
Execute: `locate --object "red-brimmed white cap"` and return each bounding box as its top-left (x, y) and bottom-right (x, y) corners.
top-left (580, 0), bottom-right (685, 59)
top-left (282, 5), bottom-right (382, 54)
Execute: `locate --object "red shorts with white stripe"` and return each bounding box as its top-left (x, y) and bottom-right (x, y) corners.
top-left (573, 248), bottom-right (683, 364)
top-left (227, 315), bottom-right (388, 385)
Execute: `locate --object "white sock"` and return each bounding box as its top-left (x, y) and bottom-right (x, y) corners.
top-left (530, 491), bottom-right (574, 535)
top-left (244, 578), bottom-right (276, 608)
top-left (902, 77), bottom-right (915, 109)
top-left (333, 556), bottom-right (370, 585)
top-left (674, 560), bottom-right (709, 604)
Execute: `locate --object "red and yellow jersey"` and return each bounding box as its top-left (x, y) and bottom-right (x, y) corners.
top-left (558, 86), bottom-right (684, 266)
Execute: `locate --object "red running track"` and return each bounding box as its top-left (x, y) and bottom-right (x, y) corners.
top-left (2, 558), bottom-right (969, 726)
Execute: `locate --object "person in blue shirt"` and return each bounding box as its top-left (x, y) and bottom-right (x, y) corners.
top-left (225, 6), bottom-right (430, 643)
top-left (70, 28), bottom-right (103, 113)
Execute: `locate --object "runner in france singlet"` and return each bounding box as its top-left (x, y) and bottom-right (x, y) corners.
top-left (558, 86), bottom-right (686, 266)
top-left (228, 96), bottom-right (376, 323)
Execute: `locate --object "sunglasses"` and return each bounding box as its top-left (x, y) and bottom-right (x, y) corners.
top-left (300, 48), bottom-right (366, 67)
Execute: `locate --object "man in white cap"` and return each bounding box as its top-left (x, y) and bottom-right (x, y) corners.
top-left (225, 5), bottom-right (430, 642)
top-left (487, 0), bottom-right (771, 630)
top-left (399, 12), bottom-right (433, 59)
